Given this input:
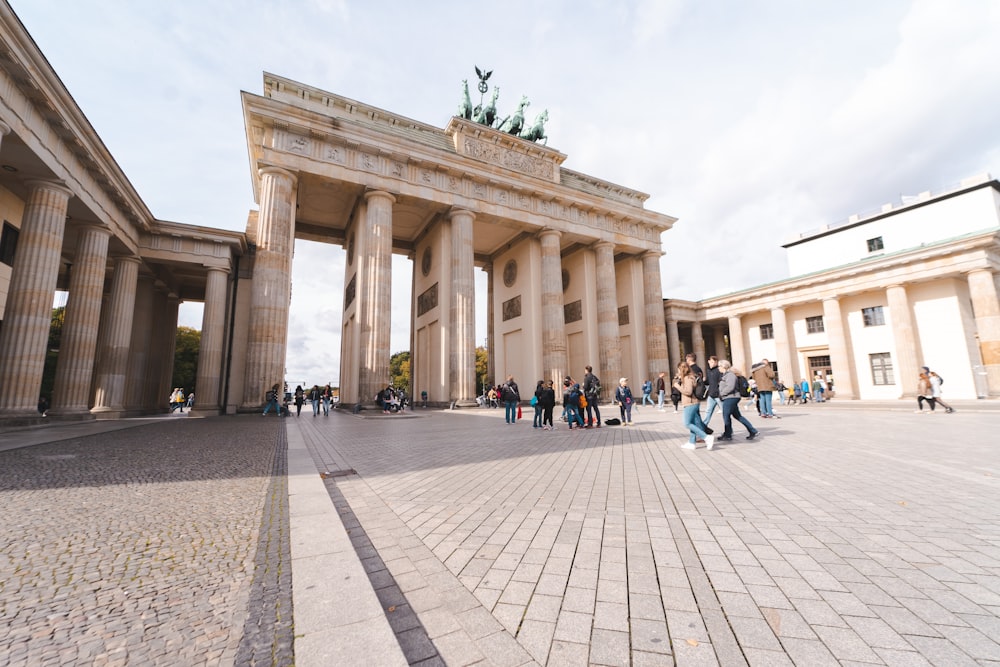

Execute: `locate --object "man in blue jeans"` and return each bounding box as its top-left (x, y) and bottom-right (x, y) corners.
top-left (750, 359), bottom-right (779, 418)
top-left (703, 356), bottom-right (724, 426)
top-left (501, 375), bottom-right (520, 423)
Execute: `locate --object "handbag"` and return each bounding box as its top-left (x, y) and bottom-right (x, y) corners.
top-left (517, 405), bottom-right (522, 419)
top-left (530, 395), bottom-right (538, 407)
top-left (579, 394), bottom-right (588, 408)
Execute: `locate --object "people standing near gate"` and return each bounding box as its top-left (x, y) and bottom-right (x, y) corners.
top-left (751, 359), bottom-right (777, 418)
top-left (799, 378), bottom-right (811, 403)
top-left (309, 385), bottom-right (321, 416)
top-left (926, 368), bottom-right (954, 413)
top-left (656, 372), bottom-right (667, 411)
top-left (583, 365), bottom-right (602, 428)
top-left (813, 374), bottom-right (826, 402)
top-left (502, 375), bottom-right (520, 424)
top-left (293, 385), bottom-right (305, 416)
top-left (703, 356), bottom-right (723, 426)
top-left (614, 377), bottom-right (635, 426)
top-left (675, 362), bottom-right (714, 450)
top-left (186, 391), bottom-right (195, 409)
top-left (538, 380), bottom-right (556, 430)
top-left (262, 383), bottom-right (281, 416)
top-left (717, 360), bottom-right (759, 442)
top-left (684, 353), bottom-right (712, 434)
top-left (916, 371), bottom-right (937, 413)
top-left (532, 380), bottom-right (545, 428)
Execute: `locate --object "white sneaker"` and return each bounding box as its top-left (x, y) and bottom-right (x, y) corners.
top-left (682, 443), bottom-right (697, 450)
top-left (705, 435), bottom-right (715, 450)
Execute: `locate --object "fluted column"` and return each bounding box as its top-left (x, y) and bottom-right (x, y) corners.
top-left (359, 190), bottom-right (395, 404)
top-left (594, 242), bottom-right (622, 394)
top-left (667, 319), bottom-right (681, 373)
top-left (141, 289), bottom-right (169, 410)
top-left (50, 225), bottom-right (112, 415)
top-left (92, 256), bottom-right (141, 413)
top-left (243, 167), bottom-right (296, 407)
top-left (539, 229), bottom-right (567, 383)
top-left (771, 306), bottom-right (796, 384)
top-left (485, 264), bottom-right (495, 385)
top-left (449, 209), bottom-right (476, 405)
top-left (968, 269), bottom-right (1000, 396)
top-left (822, 297), bottom-right (855, 400)
top-left (728, 315), bottom-right (746, 372)
top-left (192, 267), bottom-right (229, 412)
top-left (0, 180), bottom-right (74, 417)
top-left (158, 297), bottom-right (180, 407)
top-left (124, 276), bottom-right (155, 411)
top-left (642, 252), bottom-right (670, 379)
top-left (886, 284), bottom-right (919, 398)
top-left (691, 322), bottom-right (705, 366)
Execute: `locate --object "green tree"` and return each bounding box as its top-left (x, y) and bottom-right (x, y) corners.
top-left (475, 346), bottom-right (488, 395)
top-left (389, 350), bottom-right (410, 391)
top-left (40, 306), bottom-right (65, 402)
top-left (172, 327), bottom-right (200, 394)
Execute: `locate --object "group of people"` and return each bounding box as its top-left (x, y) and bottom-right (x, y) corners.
top-left (671, 353), bottom-right (761, 450)
top-left (375, 385), bottom-right (407, 413)
top-left (168, 387), bottom-right (191, 412)
top-left (262, 383), bottom-right (334, 417)
top-left (916, 366), bottom-right (954, 413)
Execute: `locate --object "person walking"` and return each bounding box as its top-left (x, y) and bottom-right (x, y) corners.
top-left (614, 378), bottom-right (635, 426)
top-left (532, 380), bottom-right (545, 428)
top-left (502, 375), bottom-right (520, 424)
top-left (293, 385), bottom-right (305, 417)
top-left (916, 372), bottom-right (937, 413)
top-left (703, 356), bottom-right (723, 426)
top-left (656, 372), bottom-right (667, 411)
top-left (799, 378), bottom-right (811, 403)
top-left (583, 365), bottom-right (602, 428)
top-left (717, 360), bottom-right (759, 442)
top-left (641, 379), bottom-right (655, 407)
top-left (309, 385), bottom-right (321, 416)
top-left (751, 359), bottom-right (778, 418)
top-left (262, 384), bottom-right (281, 416)
top-left (927, 369), bottom-right (954, 413)
top-left (684, 353), bottom-right (713, 434)
top-left (675, 362), bottom-right (714, 450)
top-left (321, 385), bottom-right (332, 416)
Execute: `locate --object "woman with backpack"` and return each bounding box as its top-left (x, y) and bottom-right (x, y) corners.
top-left (717, 360), bottom-right (759, 442)
top-left (614, 378), bottom-right (635, 426)
top-left (674, 362), bottom-right (714, 450)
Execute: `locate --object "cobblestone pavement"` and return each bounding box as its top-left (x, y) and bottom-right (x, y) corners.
top-left (295, 402), bottom-right (1000, 666)
top-left (0, 417), bottom-right (291, 667)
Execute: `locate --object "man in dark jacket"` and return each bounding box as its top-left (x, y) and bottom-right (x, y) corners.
top-left (582, 365), bottom-right (602, 428)
top-left (704, 356), bottom-right (723, 426)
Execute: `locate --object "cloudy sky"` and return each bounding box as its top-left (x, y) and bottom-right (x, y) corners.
top-left (14, 0), bottom-right (1000, 385)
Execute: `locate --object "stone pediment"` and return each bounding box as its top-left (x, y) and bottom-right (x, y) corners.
top-left (445, 117), bottom-right (566, 185)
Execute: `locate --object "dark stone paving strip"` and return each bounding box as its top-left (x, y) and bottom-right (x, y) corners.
top-left (235, 424), bottom-right (294, 667)
top-left (321, 477), bottom-right (440, 665)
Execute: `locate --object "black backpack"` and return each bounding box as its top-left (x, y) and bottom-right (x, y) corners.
top-left (735, 375), bottom-right (751, 398)
top-left (693, 375), bottom-right (708, 401)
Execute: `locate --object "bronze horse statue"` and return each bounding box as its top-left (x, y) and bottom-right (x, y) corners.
top-left (520, 109), bottom-right (549, 144)
top-left (458, 79), bottom-right (473, 120)
top-left (474, 86), bottom-right (500, 127)
top-left (499, 95), bottom-right (530, 136)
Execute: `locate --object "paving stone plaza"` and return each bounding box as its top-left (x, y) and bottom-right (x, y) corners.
top-left (2, 402), bottom-right (999, 666)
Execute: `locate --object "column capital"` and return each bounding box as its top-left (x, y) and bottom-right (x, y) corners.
top-left (592, 240), bottom-right (614, 252)
top-left (112, 255), bottom-right (143, 267)
top-left (25, 178), bottom-right (74, 200)
top-left (448, 207), bottom-right (475, 222)
top-left (641, 249), bottom-right (664, 260)
top-left (258, 165), bottom-right (297, 183)
top-left (0, 120), bottom-right (11, 136)
top-left (364, 189), bottom-right (396, 205)
top-left (538, 228), bottom-right (562, 241)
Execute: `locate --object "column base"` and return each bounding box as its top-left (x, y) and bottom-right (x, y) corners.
top-left (454, 399), bottom-right (479, 408)
top-left (188, 408), bottom-right (221, 418)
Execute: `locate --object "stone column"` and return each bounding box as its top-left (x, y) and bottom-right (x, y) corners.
top-left (728, 315), bottom-right (746, 372)
top-left (691, 321), bottom-right (705, 365)
top-left (539, 229), bottom-right (567, 383)
top-left (158, 298), bottom-right (181, 407)
top-left (968, 269), bottom-right (1000, 396)
top-left (358, 190), bottom-right (394, 404)
top-left (594, 242), bottom-right (622, 395)
top-left (242, 167), bottom-right (296, 408)
top-left (771, 306), bottom-right (796, 384)
top-left (0, 180), bottom-right (74, 417)
top-left (822, 297), bottom-right (855, 400)
top-left (886, 284), bottom-right (920, 398)
top-left (142, 288), bottom-right (169, 411)
top-left (92, 256), bottom-right (141, 414)
top-left (192, 267), bottom-right (229, 413)
top-left (667, 319), bottom-right (680, 373)
top-left (485, 263), bottom-right (495, 385)
top-left (0, 121), bottom-right (10, 149)
top-left (642, 251), bottom-right (670, 379)
top-left (124, 275), bottom-right (155, 411)
top-left (49, 224), bottom-right (111, 415)
top-left (449, 209), bottom-right (476, 405)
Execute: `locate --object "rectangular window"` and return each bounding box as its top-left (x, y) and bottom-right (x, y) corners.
top-left (867, 236), bottom-right (884, 252)
top-left (862, 306), bottom-right (885, 327)
top-left (806, 316), bottom-right (825, 333)
top-left (870, 353), bottom-right (894, 385)
top-left (0, 221), bottom-right (18, 267)
top-left (759, 323), bottom-right (773, 340)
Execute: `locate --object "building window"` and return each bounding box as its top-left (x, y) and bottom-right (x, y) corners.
top-left (870, 353), bottom-right (894, 385)
top-left (759, 323), bottom-right (773, 340)
top-left (806, 316), bottom-right (825, 333)
top-left (0, 221), bottom-right (18, 267)
top-left (862, 306), bottom-right (885, 327)
top-left (866, 236), bottom-right (884, 253)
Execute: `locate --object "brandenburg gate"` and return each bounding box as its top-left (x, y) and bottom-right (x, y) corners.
top-left (235, 73), bottom-right (675, 409)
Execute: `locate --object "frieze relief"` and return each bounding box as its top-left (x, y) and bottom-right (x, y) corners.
top-left (461, 136), bottom-right (554, 180)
